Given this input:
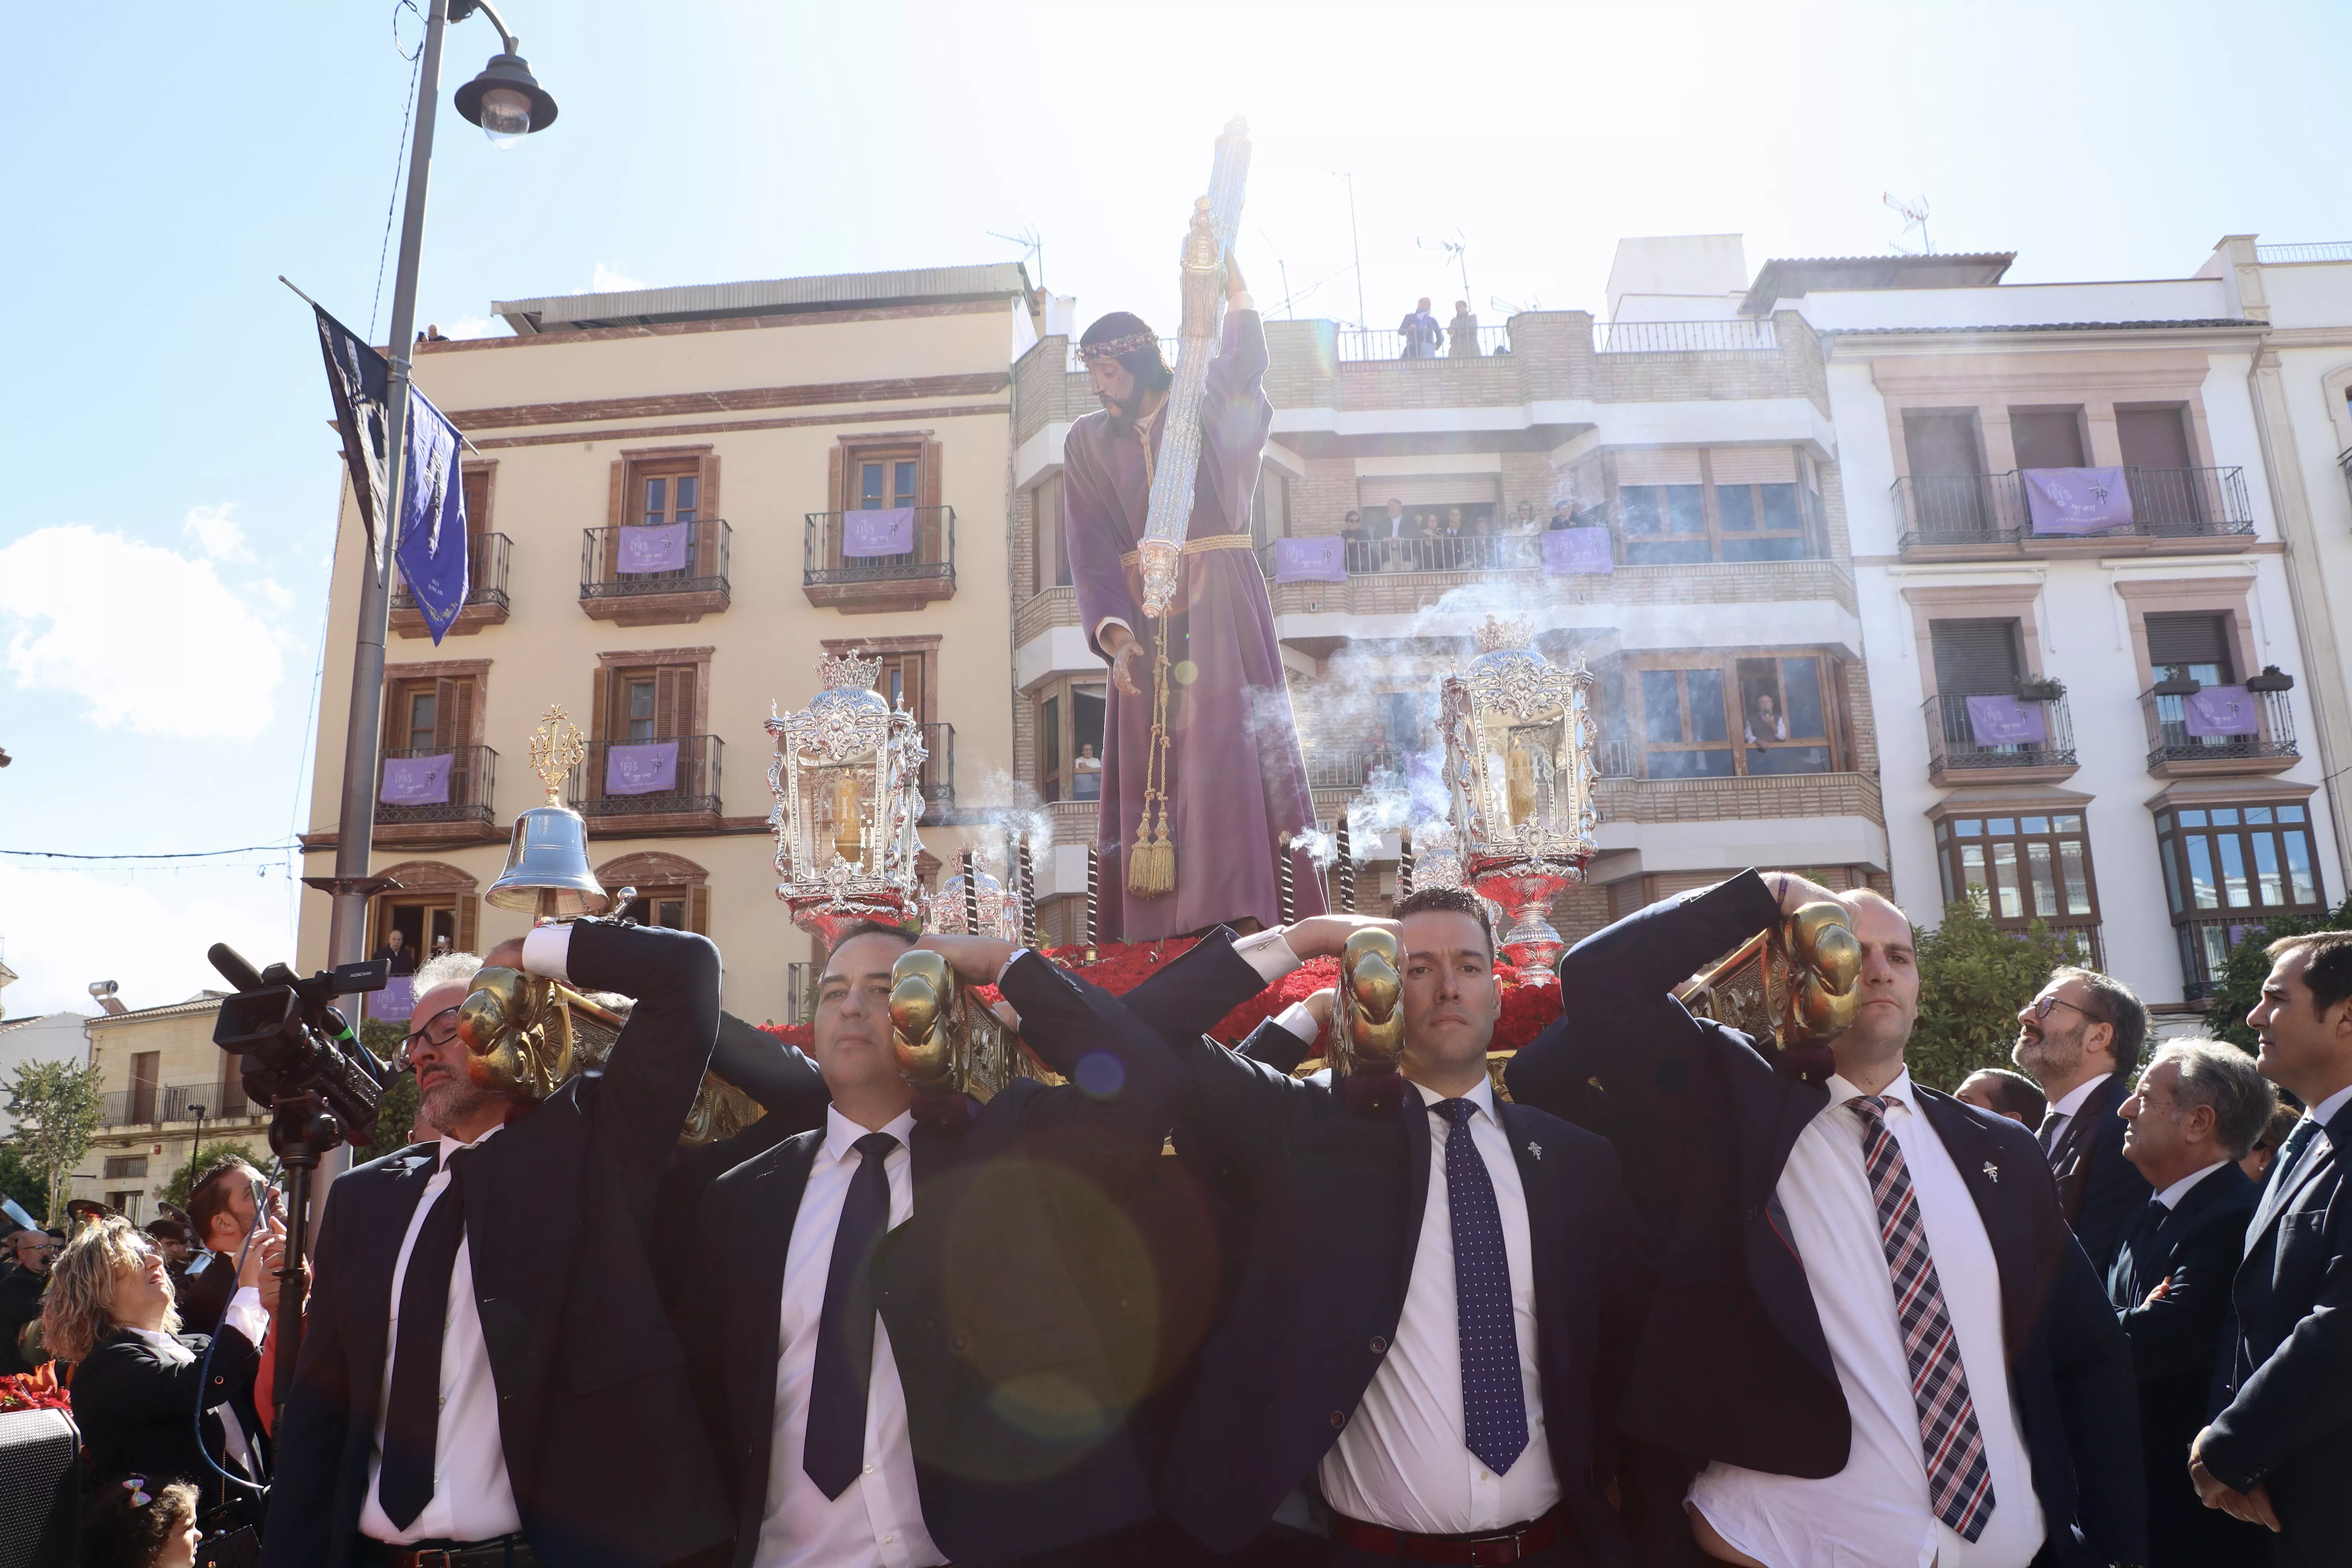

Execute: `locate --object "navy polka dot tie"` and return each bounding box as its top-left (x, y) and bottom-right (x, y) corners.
top-left (1434, 1098), bottom-right (1529, 1475)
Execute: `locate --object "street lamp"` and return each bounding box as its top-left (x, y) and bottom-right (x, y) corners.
top-left (318, 0), bottom-right (557, 1185)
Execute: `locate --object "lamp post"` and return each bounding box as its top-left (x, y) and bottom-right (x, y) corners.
top-left (185, 1104), bottom-right (207, 1200)
top-left (318, 0), bottom-right (555, 1187)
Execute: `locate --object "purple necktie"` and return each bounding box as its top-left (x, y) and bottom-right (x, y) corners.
top-left (1433, 1098), bottom-right (1529, 1475)
top-left (1849, 1095), bottom-right (1995, 1542)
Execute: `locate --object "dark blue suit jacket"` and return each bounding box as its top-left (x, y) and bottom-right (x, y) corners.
top-left (2203, 1097), bottom-right (2352, 1566)
top-left (262, 922), bottom-right (732, 1568)
top-left (2107, 1162), bottom-right (2265, 1567)
top-left (680, 951), bottom-right (1180, 1568)
top-left (2049, 1069), bottom-right (2151, 1278)
top-left (1152, 1004), bottom-right (1652, 1560)
top-left (1504, 871), bottom-right (2145, 1568)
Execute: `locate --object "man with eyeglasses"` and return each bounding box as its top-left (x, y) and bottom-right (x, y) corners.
top-left (264, 926), bottom-right (732, 1568)
top-left (0, 1227), bottom-right (60, 1374)
top-left (2014, 966), bottom-right (2153, 1275)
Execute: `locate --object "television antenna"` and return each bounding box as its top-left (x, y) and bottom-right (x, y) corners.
top-left (1419, 229), bottom-right (1471, 303)
top-left (988, 223), bottom-right (1045, 292)
top-left (1490, 292), bottom-right (1540, 318)
top-left (1883, 193), bottom-right (1932, 256)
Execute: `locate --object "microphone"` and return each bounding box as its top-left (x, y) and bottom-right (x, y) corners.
top-left (209, 944), bottom-right (269, 995)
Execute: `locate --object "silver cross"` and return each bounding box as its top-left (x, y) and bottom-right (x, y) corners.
top-left (1983, 1161), bottom-right (2000, 1182)
top-left (1528, 1142), bottom-right (1543, 1161)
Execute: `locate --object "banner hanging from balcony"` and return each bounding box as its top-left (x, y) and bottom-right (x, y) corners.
top-left (606, 739), bottom-right (681, 795)
top-left (1272, 535), bottom-right (1346, 583)
top-left (367, 978), bottom-right (416, 1023)
top-left (2185, 684), bottom-right (2260, 737)
top-left (2023, 466), bottom-right (2135, 536)
top-left (842, 507), bottom-right (915, 557)
top-left (379, 753), bottom-right (453, 805)
top-left (1964, 695), bottom-right (2048, 748)
top-left (1543, 528), bottom-right (1615, 575)
top-left (618, 523), bottom-right (690, 574)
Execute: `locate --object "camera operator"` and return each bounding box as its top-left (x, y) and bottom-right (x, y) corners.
top-left (260, 920), bottom-right (732, 1568)
top-left (179, 1159), bottom-right (273, 1336)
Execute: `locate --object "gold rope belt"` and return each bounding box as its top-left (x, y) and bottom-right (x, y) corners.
top-left (1118, 533), bottom-right (1258, 568)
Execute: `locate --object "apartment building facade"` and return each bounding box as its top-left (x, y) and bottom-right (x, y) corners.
top-left (1758, 247), bottom-right (2347, 1009)
top-left (295, 266), bottom-right (1038, 1020)
top-left (1010, 249), bottom-right (1890, 943)
top-left (74, 995), bottom-right (256, 1221)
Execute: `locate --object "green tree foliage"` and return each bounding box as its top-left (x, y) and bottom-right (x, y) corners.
top-left (1908, 897), bottom-right (2089, 1091)
top-left (2202, 895), bottom-right (2352, 1052)
top-left (159, 1140), bottom-right (265, 1213)
top-left (3, 1059), bottom-right (106, 1223)
top-left (0, 1142), bottom-right (45, 1222)
top-left (359, 1018), bottom-right (421, 1162)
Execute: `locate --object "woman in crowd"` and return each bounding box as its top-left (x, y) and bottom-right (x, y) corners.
top-left (44, 1213), bottom-right (281, 1522)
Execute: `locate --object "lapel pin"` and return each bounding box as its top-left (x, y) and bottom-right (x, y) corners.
top-left (1983, 1161), bottom-right (1999, 1182)
top-left (1528, 1141), bottom-right (1543, 1161)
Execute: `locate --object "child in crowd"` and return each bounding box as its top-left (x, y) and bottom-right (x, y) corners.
top-left (81, 1476), bottom-right (201, 1568)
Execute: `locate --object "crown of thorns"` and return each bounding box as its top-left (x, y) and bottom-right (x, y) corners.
top-left (1076, 331), bottom-right (1160, 363)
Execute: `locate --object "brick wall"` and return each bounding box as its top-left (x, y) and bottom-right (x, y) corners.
top-left (1596, 771), bottom-right (1884, 826)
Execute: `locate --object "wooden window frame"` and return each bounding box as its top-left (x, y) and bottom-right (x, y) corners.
top-left (595, 852), bottom-right (712, 936)
top-left (603, 445), bottom-right (722, 592)
top-left (1625, 648), bottom-right (1846, 780)
top-left (827, 433), bottom-right (944, 564)
top-left (369, 860), bottom-right (482, 959)
top-left (1033, 673), bottom-right (1108, 804)
top-left (591, 647), bottom-right (714, 747)
top-left (1935, 811), bottom-right (2101, 930)
top-left (2155, 801), bottom-right (2326, 922)
top-left (816, 636), bottom-right (938, 723)
top-left (1032, 471), bottom-right (1069, 597)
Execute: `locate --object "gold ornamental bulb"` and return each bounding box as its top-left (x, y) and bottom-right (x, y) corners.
top-left (527, 704), bottom-right (587, 806)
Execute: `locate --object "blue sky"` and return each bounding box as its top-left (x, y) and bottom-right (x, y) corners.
top-left (3, 0), bottom-right (2348, 1016)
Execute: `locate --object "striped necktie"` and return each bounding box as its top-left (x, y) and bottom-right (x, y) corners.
top-left (1849, 1094), bottom-right (1996, 1542)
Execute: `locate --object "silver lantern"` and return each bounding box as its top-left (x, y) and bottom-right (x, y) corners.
top-left (1438, 615), bottom-right (1600, 982)
top-left (768, 651), bottom-right (929, 943)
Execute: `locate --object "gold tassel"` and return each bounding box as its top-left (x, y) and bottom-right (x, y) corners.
top-left (1126, 615), bottom-right (1178, 898)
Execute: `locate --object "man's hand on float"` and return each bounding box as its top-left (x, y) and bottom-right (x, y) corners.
top-left (1280, 914), bottom-right (1403, 962)
top-left (1301, 987), bottom-right (1337, 1031)
top-left (1102, 624), bottom-right (1147, 699)
top-left (914, 932), bottom-right (1022, 984)
top-left (483, 936), bottom-right (528, 973)
top-left (2190, 1428), bottom-right (2281, 1531)
top-left (1764, 871), bottom-right (1843, 919)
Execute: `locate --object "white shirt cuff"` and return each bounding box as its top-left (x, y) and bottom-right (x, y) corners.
top-left (997, 948), bottom-right (1031, 985)
top-left (1094, 616), bottom-right (1134, 651)
top-left (1272, 1001), bottom-right (1319, 1043)
top-left (1231, 293), bottom-right (1256, 313)
top-left (1231, 927), bottom-right (1302, 984)
top-left (222, 1285), bottom-right (269, 1348)
top-left (520, 923), bottom-right (574, 984)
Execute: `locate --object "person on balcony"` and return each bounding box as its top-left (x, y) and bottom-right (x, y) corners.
top-left (1448, 299), bottom-right (1480, 356)
top-left (1399, 298), bottom-right (1443, 358)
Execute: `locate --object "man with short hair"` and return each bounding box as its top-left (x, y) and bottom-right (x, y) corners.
top-left (1399, 297), bottom-right (1443, 358)
top-left (1448, 300), bottom-right (1479, 357)
top-left (0, 1227), bottom-right (56, 1375)
top-left (1381, 497), bottom-right (1406, 540)
top-left (1149, 888), bottom-right (1653, 1566)
top-left (2193, 931), bottom-right (2352, 1561)
top-left (1509, 872), bottom-right (2143, 1568)
top-left (264, 925), bottom-right (732, 1568)
top-left (2015, 965), bottom-right (2152, 1274)
top-left (180, 1155), bottom-right (268, 1335)
top-left (682, 922), bottom-right (1191, 1568)
top-left (2111, 1039), bottom-right (2272, 1566)
top-left (1956, 1067), bottom-right (2047, 1129)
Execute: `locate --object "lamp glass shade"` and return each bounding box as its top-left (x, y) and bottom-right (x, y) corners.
top-left (477, 85), bottom-right (533, 147)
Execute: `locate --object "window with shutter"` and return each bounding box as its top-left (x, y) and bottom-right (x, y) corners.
top-left (2010, 410), bottom-right (2087, 470)
top-left (1929, 619), bottom-right (2025, 695)
top-left (2145, 613), bottom-right (2234, 683)
top-left (1903, 411), bottom-right (1985, 476)
top-left (2118, 407), bottom-right (2193, 471)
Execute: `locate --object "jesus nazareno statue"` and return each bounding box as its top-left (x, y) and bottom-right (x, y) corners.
top-left (1064, 258), bottom-right (1324, 940)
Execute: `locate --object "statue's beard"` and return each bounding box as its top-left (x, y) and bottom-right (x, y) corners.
top-left (1101, 389), bottom-right (1139, 434)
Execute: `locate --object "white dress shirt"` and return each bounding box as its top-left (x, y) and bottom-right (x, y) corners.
top-left (358, 1123), bottom-right (522, 1545)
top-left (1317, 1076), bottom-right (1559, 1534)
top-left (1688, 1069), bottom-right (2043, 1568)
top-left (755, 1106), bottom-right (942, 1568)
top-left (2037, 1071), bottom-right (2111, 1152)
top-left (2153, 1160), bottom-right (2232, 1211)
top-left (2304, 1082), bottom-right (2352, 1132)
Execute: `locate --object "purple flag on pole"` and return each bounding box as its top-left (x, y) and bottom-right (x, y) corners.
top-left (1965, 695), bottom-right (2048, 747)
top-left (842, 507), bottom-right (916, 557)
top-left (392, 386), bottom-right (470, 644)
top-left (1273, 535), bottom-right (1347, 583)
top-left (2184, 685), bottom-right (2260, 737)
top-left (1543, 528), bottom-right (1615, 575)
top-left (606, 740), bottom-right (681, 795)
top-left (618, 523), bottom-right (691, 573)
top-left (2023, 467), bottom-right (2135, 536)
top-left (380, 753), bottom-right (453, 805)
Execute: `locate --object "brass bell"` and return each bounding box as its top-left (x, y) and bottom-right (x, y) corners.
top-left (486, 706), bottom-right (612, 920)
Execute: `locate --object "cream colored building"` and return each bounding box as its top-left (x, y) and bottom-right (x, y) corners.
top-left (295, 266), bottom-right (1038, 1020)
top-left (75, 995), bottom-right (262, 1222)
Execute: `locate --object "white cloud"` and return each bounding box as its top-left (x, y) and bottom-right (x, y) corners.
top-left (0, 860), bottom-right (296, 1019)
top-left (440, 312), bottom-right (503, 340)
top-left (592, 261), bottom-right (646, 293)
top-left (181, 501), bottom-right (254, 563)
top-left (0, 525), bottom-right (285, 737)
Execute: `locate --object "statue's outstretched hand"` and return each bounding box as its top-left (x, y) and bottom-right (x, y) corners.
top-left (1105, 631), bottom-right (1147, 698)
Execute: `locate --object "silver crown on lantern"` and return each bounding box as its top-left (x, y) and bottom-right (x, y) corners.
top-left (1437, 615), bottom-right (1600, 982)
top-left (768, 651), bottom-right (929, 942)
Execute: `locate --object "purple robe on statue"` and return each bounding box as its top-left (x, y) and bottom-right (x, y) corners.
top-left (1065, 308), bottom-right (1325, 940)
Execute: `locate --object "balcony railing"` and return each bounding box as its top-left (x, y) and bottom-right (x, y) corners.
top-left (1592, 318), bottom-right (1777, 355)
top-left (1893, 468), bottom-right (2254, 552)
top-left (1335, 324), bottom-right (1512, 361)
top-left (580, 521), bottom-right (732, 601)
top-left (1303, 747), bottom-right (1409, 791)
top-left (569, 735), bottom-right (723, 817)
top-left (100, 1083), bottom-right (232, 1127)
top-left (1924, 693), bottom-right (2077, 774)
top-left (2180, 916), bottom-right (2270, 1000)
top-left (2256, 241), bottom-right (2352, 264)
top-left (918, 722), bottom-right (954, 805)
top-left (391, 532), bottom-right (511, 613)
top-left (803, 508), bottom-right (956, 610)
top-left (2141, 686), bottom-right (2298, 769)
top-left (1322, 534), bottom-right (1550, 575)
top-left (375, 744), bottom-right (497, 826)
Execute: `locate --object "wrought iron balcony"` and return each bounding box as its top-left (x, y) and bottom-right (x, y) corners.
top-left (2179, 916), bottom-right (2269, 1000)
top-left (918, 722), bottom-right (954, 806)
top-left (1924, 693), bottom-right (2078, 781)
top-left (391, 532), bottom-right (512, 635)
top-left (374, 744), bottom-right (497, 826)
top-left (1591, 319), bottom-right (1777, 355)
top-left (1335, 324), bottom-right (1513, 360)
top-left (2141, 684), bottom-right (2298, 775)
top-left (803, 508), bottom-right (956, 612)
top-left (100, 1083), bottom-right (225, 1127)
top-left (1893, 468), bottom-right (2255, 554)
top-left (568, 735), bottom-right (723, 819)
top-left (579, 521), bottom-right (731, 624)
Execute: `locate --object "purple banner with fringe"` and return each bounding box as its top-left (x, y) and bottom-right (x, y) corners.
top-left (606, 740), bottom-right (681, 795)
top-left (379, 753), bottom-right (452, 805)
top-left (2185, 685), bottom-right (2259, 737)
top-left (1273, 535), bottom-right (1347, 583)
top-left (842, 508), bottom-right (915, 557)
top-left (2023, 467), bottom-right (2134, 536)
top-left (1543, 528), bottom-right (1615, 575)
top-left (618, 523), bottom-right (690, 573)
top-left (1965, 695), bottom-right (2047, 747)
